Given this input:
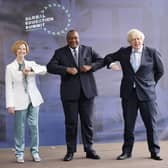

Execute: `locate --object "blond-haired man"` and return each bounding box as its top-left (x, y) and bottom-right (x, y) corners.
top-left (104, 29), bottom-right (164, 160)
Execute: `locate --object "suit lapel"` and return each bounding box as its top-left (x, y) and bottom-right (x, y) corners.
top-left (78, 45), bottom-right (91, 67)
top-left (140, 46), bottom-right (146, 67)
top-left (24, 60), bottom-right (30, 68)
top-left (13, 59), bottom-right (19, 70)
top-left (78, 45), bottom-right (84, 67)
top-left (136, 46), bottom-right (146, 73)
top-left (126, 47), bottom-right (135, 72)
top-left (65, 46), bottom-right (78, 67)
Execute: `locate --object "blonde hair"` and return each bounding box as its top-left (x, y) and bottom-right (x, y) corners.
top-left (11, 40), bottom-right (30, 56)
top-left (127, 29), bottom-right (145, 43)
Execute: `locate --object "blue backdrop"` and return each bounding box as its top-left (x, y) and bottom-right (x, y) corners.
top-left (0, 0), bottom-right (168, 148)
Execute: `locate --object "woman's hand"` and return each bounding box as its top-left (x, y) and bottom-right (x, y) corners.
top-left (7, 107), bottom-right (15, 115)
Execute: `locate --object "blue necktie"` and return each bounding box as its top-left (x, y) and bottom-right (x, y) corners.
top-left (131, 52), bottom-right (139, 72)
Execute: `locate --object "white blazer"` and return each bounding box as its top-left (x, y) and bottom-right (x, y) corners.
top-left (5, 59), bottom-right (47, 110)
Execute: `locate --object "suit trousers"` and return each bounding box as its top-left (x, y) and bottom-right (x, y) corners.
top-left (62, 90), bottom-right (94, 153)
top-left (14, 103), bottom-right (39, 157)
top-left (121, 89), bottom-right (160, 155)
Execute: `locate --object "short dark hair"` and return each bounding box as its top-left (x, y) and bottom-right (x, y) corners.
top-left (66, 29), bottom-right (78, 39)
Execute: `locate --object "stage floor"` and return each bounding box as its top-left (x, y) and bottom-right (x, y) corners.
top-left (0, 141), bottom-right (168, 168)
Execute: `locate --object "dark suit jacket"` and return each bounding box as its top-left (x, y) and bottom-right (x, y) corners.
top-left (104, 46), bottom-right (164, 101)
top-left (47, 45), bottom-right (104, 100)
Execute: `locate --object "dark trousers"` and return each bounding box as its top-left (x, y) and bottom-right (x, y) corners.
top-left (62, 91), bottom-right (94, 153)
top-left (121, 89), bottom-right (160, 155)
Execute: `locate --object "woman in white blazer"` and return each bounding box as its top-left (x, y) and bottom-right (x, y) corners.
top-left (5, 40), bottom-right (47, 163)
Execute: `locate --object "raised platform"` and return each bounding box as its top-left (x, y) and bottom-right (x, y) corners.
top-left (0, 141), bottom-right (168, 168)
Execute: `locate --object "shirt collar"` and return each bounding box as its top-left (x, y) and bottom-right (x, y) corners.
top-left (69, 46), bottom-right (79, 52)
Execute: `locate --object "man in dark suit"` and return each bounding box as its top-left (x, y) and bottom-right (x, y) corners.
top-left (47, 30), bottom-right (104, 161)
top-left (104, 29), bottom-right (164, 161)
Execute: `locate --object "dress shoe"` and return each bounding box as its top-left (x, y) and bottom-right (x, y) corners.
top-left (86, 151), bottom-right (101, 160)
top-left (63, 153), bottom-right (74, 161)
top-left (116, 153), bottom-right (131, 160)
top-left (151, 153), bottom-right (163, 161)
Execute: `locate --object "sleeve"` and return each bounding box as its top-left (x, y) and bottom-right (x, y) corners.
top-left (104, 48), bottom-right (122, 68)
top-left (29, 61), bottom-right (47, 75)
top-left (47, 50), bottom-right (67, 76)
top-left (5, 66), bottom-right (14, 108)
top-left (153, 49), bottom-right (164, 83)
top-left (90, 48), bottom-right (105, 71)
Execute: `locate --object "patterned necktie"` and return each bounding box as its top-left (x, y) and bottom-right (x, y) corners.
top-left (73, 48), bottom-right (78, 66)
top-left (18, 62), bottom-right (28, 92)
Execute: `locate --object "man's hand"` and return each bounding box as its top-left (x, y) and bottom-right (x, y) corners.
top-left (80, 65), bottom-right (92, 72)
top-left (111, 63), bottom-right (121, 71)
top-left (66, 67), bottom-right (78, 75)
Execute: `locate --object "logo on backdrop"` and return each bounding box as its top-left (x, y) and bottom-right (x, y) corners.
top-left (24, 3), bottom-right (72, 36)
